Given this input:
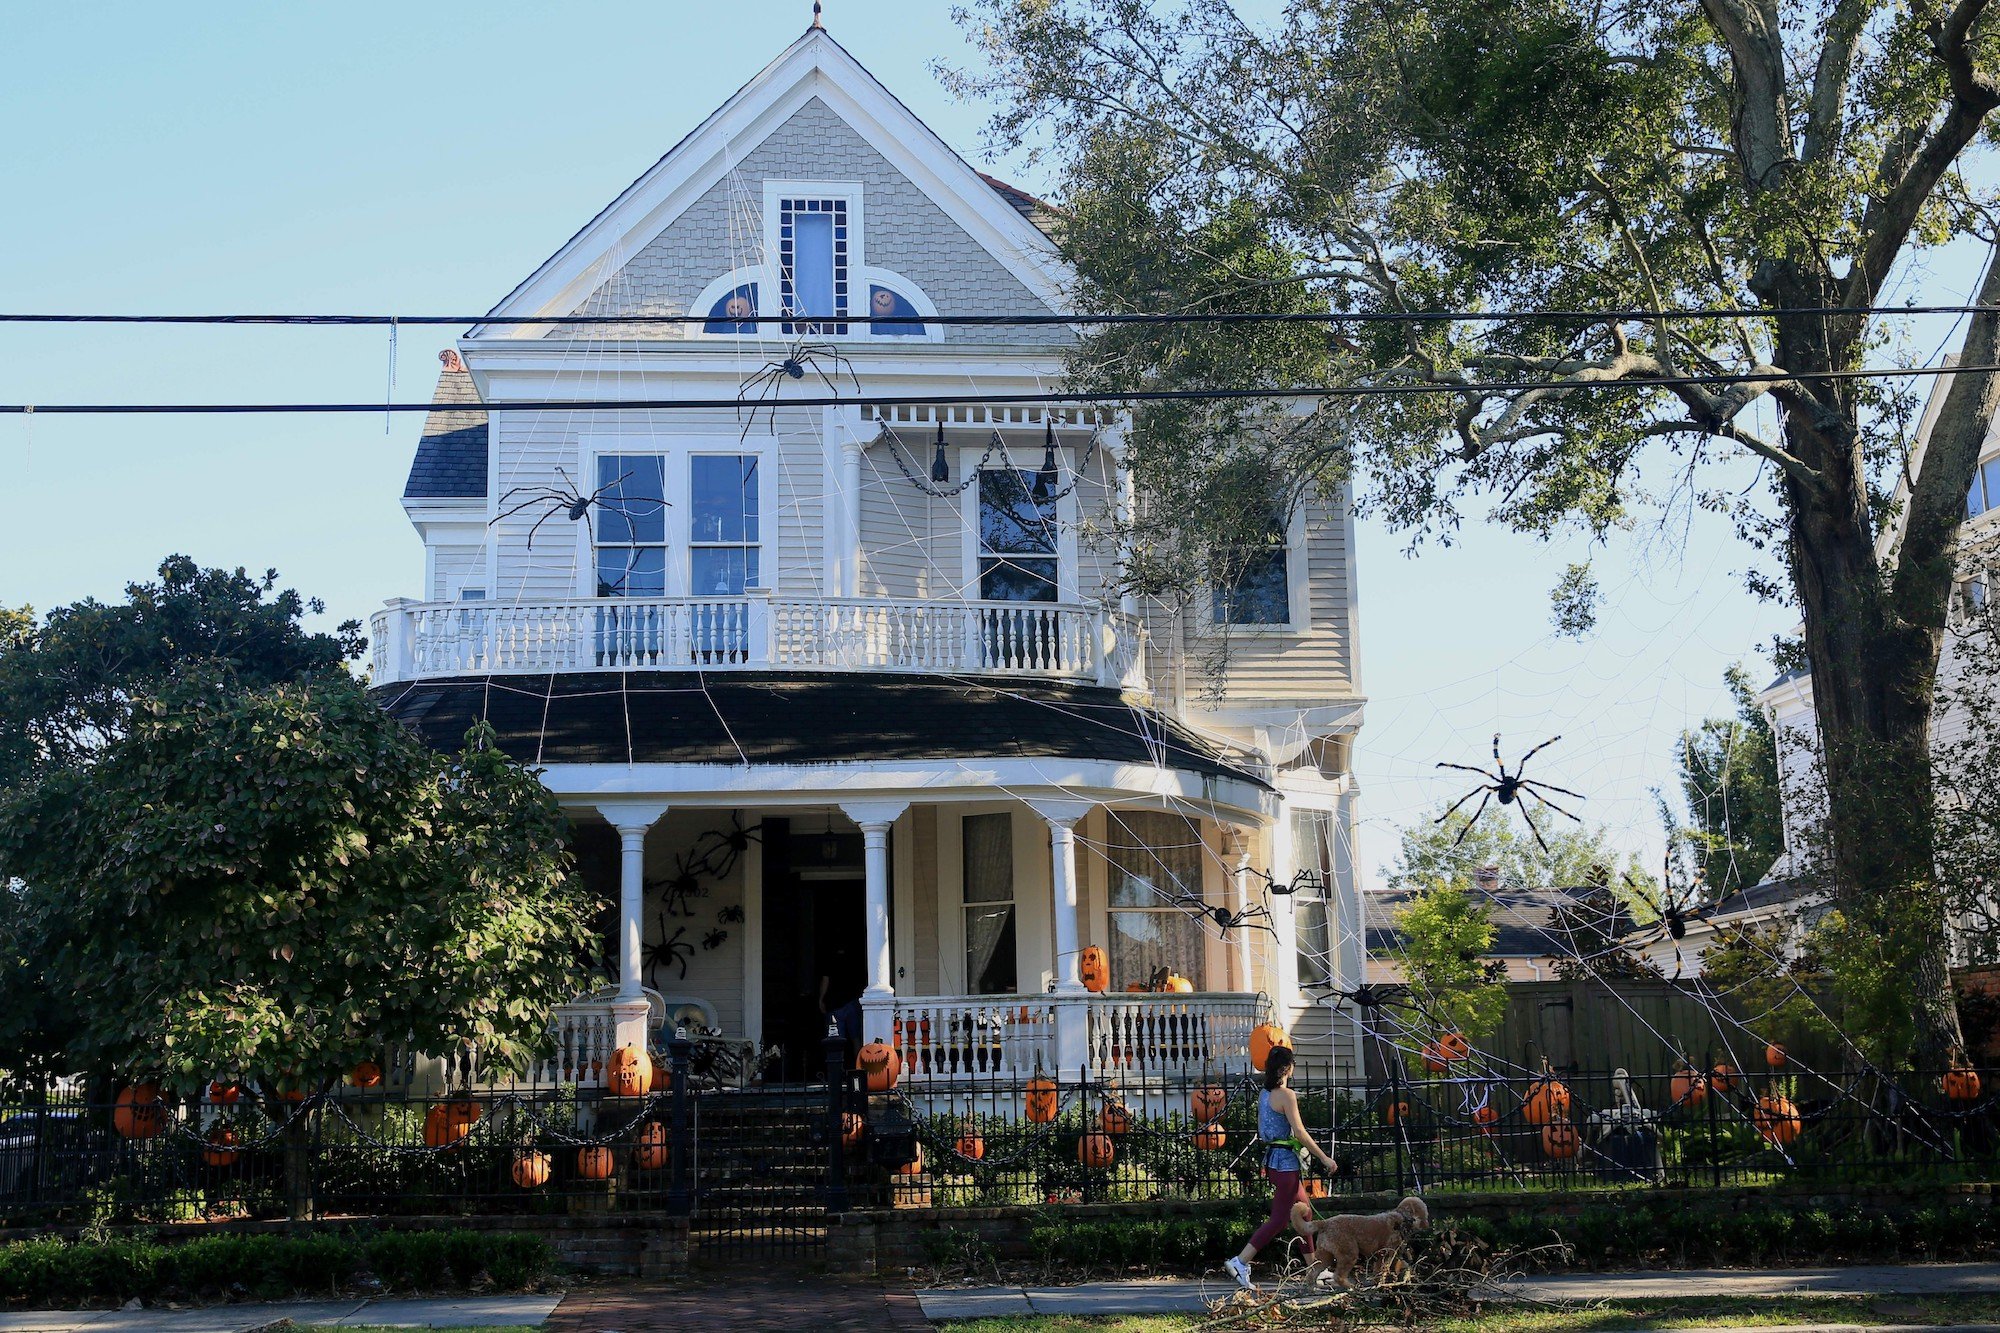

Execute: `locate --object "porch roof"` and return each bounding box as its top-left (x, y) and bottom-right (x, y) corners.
top-left (374, 671), bottom-right (1271, 787)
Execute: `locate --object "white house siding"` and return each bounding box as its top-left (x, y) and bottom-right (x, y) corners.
top-left (428, 544), bottom-right (485, 601)
top-left (856, 439), bottom-right (960, 598)
top-left (642, 811), bottom-right (750, 1038)
top-left (565, 98), bottom-right (1059, 351)
top-left (489, 404), bottom-right (826, 602)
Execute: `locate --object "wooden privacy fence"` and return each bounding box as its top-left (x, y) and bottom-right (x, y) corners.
top-left (1362, 978), bottom-right (1847, 1080)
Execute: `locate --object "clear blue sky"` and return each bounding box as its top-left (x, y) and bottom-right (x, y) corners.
top-left (0, 2), bottom-right (1974, 891)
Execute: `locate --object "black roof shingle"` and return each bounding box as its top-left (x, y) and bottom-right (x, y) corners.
top-left (403, 367), bottom-right (488, 500)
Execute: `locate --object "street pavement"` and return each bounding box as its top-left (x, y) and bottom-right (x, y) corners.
top-left (0, 1293), bottom-right (560, 1332)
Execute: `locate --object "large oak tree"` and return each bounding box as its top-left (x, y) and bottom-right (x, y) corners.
top-left (956, 0), bottom-right (2000, 1061)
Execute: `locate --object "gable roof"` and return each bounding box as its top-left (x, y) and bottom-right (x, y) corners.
top-left (403, 366), bottom-right (487, 500)
top-left (1365, 885), bottom-right (1638, 962)
top-left (474, 24), bottom-right (1067, 332)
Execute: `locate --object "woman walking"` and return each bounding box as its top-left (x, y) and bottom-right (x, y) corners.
top-left (1226, 1046), bottom-right (1337, 1290)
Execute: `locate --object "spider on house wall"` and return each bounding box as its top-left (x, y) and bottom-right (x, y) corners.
top-left (490, 465), bottom-right (668, 549)
top-left (735, 334), bottom-right (860, 438)
top-left (1434, 733), bottom-right (1587, 854)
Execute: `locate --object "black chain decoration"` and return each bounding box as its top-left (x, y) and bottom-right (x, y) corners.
top-left (874, 420), bottom-right (1106, 500)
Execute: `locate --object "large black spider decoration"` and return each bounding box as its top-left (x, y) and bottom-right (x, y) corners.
top-left (1310, 980), bottom-right (1416, 1014)
top-left (648, 858), bottom-right (710, 919)
top-left (1435, 733), bottom-right (1586, 854)
top-left (1205, 903), bottom-right (1279, 937)
top-left (687, 814), bottom-right (764, 881)
top-left (1247, 865), bottom-right (1325, 898)
top-left (736, 335), bottom-right (859, 438)
top-left (643, 924), bottom-right (696, 983)
top-left (1621, 855), bottom-right (1716, 979)
top-left (491, 466), bottom-right (666, 550)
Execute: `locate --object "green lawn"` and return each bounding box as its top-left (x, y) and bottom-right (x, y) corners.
top-left (940, 1294), bottom-right (2000, 1333)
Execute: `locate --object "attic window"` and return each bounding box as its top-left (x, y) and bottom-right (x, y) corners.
top-left (780, 198), bottom-right (849, 334)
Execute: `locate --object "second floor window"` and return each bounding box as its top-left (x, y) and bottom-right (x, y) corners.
top-left (690, 455), bottom-right (760, 595)
top-left (978, 469), bottom-right (1059, 601)
top-left (1213, 515), bottom-right (1292, 625)
top-left (594, 455), bottom-right (668, 597)
top-left (1970, 455), bottom-right (2000, 520)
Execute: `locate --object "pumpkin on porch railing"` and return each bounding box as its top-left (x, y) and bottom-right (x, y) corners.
top-left (512, 1150), bottom-right (552, 1189)
top-left (112, 1083), bottom-right (166, 1140)
top-left (1189, 1082), bottom-right (1228, 1123)
top-left (1165, 973), bottom-right (1195, 994)
top-left (347, 1061), bottom-right (383, 1089)
top-left (1249, 1022), bottom-right (1289, 1073)
top-left (422, 1098), bottom-right (481, 1149)
top-left (857, 1039), bottom-right (901, 1093)
top-left (1753, 1094), bottom-right (1802, 1146)
top-left (202, 1126), bottom-right (239, 1168)
top-left (636, 1122), bottom-right (670, 1171)
top-left (1078, 1130), bottom-right (1116, 1169)
top-left (1025, 1071), bottom-right (1060, 1123)
top-left (607, 1045), bottom-right (652, 1098)
top-left (576, 1145), bottom-right (616, 1180)
top-left (1541, 1119), bottom-right (1579, 1160)
top-left (1079, 946), bottom-right (1110, 994)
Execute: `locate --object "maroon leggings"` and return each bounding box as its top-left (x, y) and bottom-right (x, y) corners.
top-left (1248, 1167), bottom-right (1308, 1252)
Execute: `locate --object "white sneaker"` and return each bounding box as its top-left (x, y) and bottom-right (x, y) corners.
top-left (1225, 1256), bottom-right (1255, 1290)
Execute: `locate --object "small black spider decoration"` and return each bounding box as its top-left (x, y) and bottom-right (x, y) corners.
top-left (717, 904), bottom-right (745, 926)
top-left (1435, 733), bottom-right (1586, 854)
top-left (491, 465), bottom-right (667, 550)
top-left (701, 928), bottom-right (729, 951)
top-left (643, 924), bottom-right (696, 983)
top-left (1621, 854), bottom-right (1715, 979)
top-left (736, 334), bottom-right (860, 438)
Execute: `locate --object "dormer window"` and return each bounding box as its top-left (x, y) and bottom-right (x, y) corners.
top-left (780, 197), bottom-right (849, 333)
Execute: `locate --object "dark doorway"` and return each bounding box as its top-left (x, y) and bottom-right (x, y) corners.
top-left (759, 818), bottom-right (877, 1082)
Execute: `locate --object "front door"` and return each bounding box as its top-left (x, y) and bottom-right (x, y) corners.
top-left (759, 818), bottom-right (875, 1081)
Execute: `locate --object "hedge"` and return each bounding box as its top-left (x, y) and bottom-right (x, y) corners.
top-left (0, 1229), bottom-right (553, 1306)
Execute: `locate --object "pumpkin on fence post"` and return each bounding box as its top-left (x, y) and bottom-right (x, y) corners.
top-left (112, 1083), bottom-right (167, 1140)
top-left (1670, 1065), bottom-right (1708, 1109)
top-left (1710, 1064), bottom-right (1739, 1095)
top-left (636, 1122), bottom-right (670, 1171)
top-left (1079, 946), bottom-right (1110, 994)
top-left (512, 1150), bottom-right (553, 1188)
top-left (1025, 1070), bottom-right (1060, 1123)
top-left (202, 1126), bottom-right (239, 1168)
top-left (1100, 1100), bottom-right (1132, 1137)
top-left (1944, 1065), bottom-right (1984, 1102)
top-left (1250, 1023), bottom-right (1289, 1073)
top-left (422, 1097), bottom-right (481, 1148)
top-left (857, 1038), bottom-right (901, 1093)
top-left (1078, 1130), bottom-right (1116, 1168)
top-left (1522, 1073), bottom-right (1571, 1126)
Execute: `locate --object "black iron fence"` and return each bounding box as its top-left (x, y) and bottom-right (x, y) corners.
top-left (6, 1054), bottom-right (2000, 1235)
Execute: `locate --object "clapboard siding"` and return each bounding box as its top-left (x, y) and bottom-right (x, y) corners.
top-left (429, 545), bottom-right (485, 601)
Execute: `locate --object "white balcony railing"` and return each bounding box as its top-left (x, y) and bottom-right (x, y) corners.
top-left (881, 992), bottom-right (1266, 1085)
top-left (371, 593), bottom-right (1148, 690)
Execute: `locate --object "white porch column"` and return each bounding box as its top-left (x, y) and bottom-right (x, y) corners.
top-left (841, 800), bottom-right (910, 1043)
top-left (594, 802), bottom-right (671, 1052)
top-left (1224, 825), bottom-right (1258, 994)
top-left (840, 438), bottom-right (864, 599)
top-left (1029, 799), bottom-right (1096, 1077)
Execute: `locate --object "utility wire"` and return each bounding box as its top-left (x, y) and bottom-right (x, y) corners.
top-left (4, 358), bottom-right (1999, 415)
top-left (3, 303), bottom-right (2000, 327)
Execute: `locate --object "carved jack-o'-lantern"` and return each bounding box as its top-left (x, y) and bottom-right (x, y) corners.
top-left (955, 1122), bottom-right (987, 1161)
top-left (512, 1150), bottom-right (552, 1188)
top-left (1945, 1066), bottom-right (1984, 1102)
top-left (607, 1045), bottom-right (652, 1099)
top-left (1193, 1122), bottom-right (1226, 1151)
top-left (857, 1040), bottom-right (901, 1093)
top-left (1765, 1042), bottom-right (1787, 1070)
top-left (1078, 1131), bottom-right (1116, 1169)
top-left (422, 1098), bottom-right (481, 1149)
top-left (208, 1081), bottom-right (241, 1106)
top-left (1753, 1094), bottom-right (1803, 1145)
top-left (1025, 1072), bottom-right (1060, 1123)
top-left (576, 1145), bottom-right (616, 1180)
top-left (1709, 1064), bottom-right (1739, 1095)
top-left (113, 1084), bottom-right (166, 1140)
top-left (1190, 1083), bottom-right (1228, 1123)
top-left (1542, 1119), bottom-right (1579, 1159)
top-left (636, 1122), bottom-right (670, 1171)
top-left (348, 1061), bottom-right (383, 1089)
top-left (202, 1126), bottom-right (239, 1168)
top-left (725, 294), bottom-right (754, 321)
top-left (1100, 1101), bottom-right (1132, 1137)
top-left (1079, 946), bottom-right (1110, 994)
top-left (1382, 1099), bottom-right (1412, 1126)
top-left (1523, 1076), bottom-right (1571, 1126)
top-left (1165, 973), bottom-right (1195, 994)
top-left (1250, 1023), bottom-right (1289, 1073)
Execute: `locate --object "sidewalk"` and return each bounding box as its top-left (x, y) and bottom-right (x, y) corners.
top-left (0, 1293), bottom-right (561, 1333)
top-left (914, 1262), bottom-right (2000, 1321)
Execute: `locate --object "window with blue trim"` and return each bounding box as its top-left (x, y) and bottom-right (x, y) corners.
top-left (780, 198), bottom-right (848, 333)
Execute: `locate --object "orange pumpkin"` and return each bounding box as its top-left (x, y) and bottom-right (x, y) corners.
top-left (208, 1081), bottom-right (241, 1106)
top-left (113, 1084), bottom-right (166, 1140)
top-left (1522, 1077), bottom-right (1571, 1126)
top-left (895, 1145), bottom-right (925, 1177)
top-left (1166, 973), bottom-right (1195, 994)
top-left (1945, 1066), bottom-right (1984, 1102)
top-left (1079, 945), bottom-right (1110, 994)
top-left (1100, 1101), bottom-right (1132, 1137)
top-left (1671, 1067), bottom-right (1708, 1108)
top-left (1542, 1119), bottom-right (1579, 1159)
top-left (607, 1045), bottom-right (652, 1099)
top-left (1194, 1122), bottom-right (1226, 1151)
top-left (1250, 1023), bottom-right (1290, 1073)
top-left (955, 1123), bottom-right (987, 1161)
top-left (840, 1112), bottom-right (865, 1149)
top-left (1765, 1042), bottom-right (1787, 1070)
top-left (636, 1122), bottom-right (670, 1171)
top-left (1439, 1031), bottom-right (1472, 1062)
top-left (1026, 1073), bottom-right (1060, 1123)
top-left (1190, 1083), bottom-right (1228, 1122)
top-left (1753, 1094), bottom-right (1802, 1146)
top-left (1710, 1064), bottom-right (1739, 1094)
top-left (1422, 1042), bottom-right (1449, 1073)
top-left (1383, 1099), bottom-right (1412, 1126)
top-left (347, 1061), bottom-right (383, 1089)
top-left (576, 1145), bottom-right (616, 1180)
top-left (202, 1126), bottom-right (239, 1168)
top-left (1303, 1176), bottom-right (1328, 1200)
top-left (857, 1040), bottom-right (902, 1093)
top-left (1078, 1131), bottom-right (1116, 1169)
top-left (422, 1098), bottom-right (481, 1149)
top-left (650, 1058), bottom-right (672, 1093)
top-left (512, 1150), bottom-right (552, 1188)
top-left (1473, 1103), bottom-right (1500, 1136)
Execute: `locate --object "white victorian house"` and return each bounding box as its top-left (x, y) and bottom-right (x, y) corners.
top-left (370, 20), bottom-right (1366, 1087)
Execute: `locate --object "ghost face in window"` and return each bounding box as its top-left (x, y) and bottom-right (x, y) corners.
top-left (871, 288), bottom-right (897, 319)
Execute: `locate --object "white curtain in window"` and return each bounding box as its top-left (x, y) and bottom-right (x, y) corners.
top-left (1105, 812), bottom-right (1208, 988)
top-left (962, 813), bottom-right (1016, 994)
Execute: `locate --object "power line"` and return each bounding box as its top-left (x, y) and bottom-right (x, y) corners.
top-left (3, 358), bottom-right (1997, 416)
top-left (2, 304), bottom-right (2000, 328)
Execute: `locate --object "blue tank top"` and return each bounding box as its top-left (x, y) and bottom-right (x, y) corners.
top-left (1259, 1090), bottom-right (1301, 1171)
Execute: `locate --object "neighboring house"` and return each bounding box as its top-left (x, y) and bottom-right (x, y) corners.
top-left (1755, 364), bottom-right (2000, 965)
top-left (370, 20), bottom-right (1365, 1086)
top-left (1623, 877), bottom-right (1823, 980)
top-left (1363, 882), bottom-right (1635, 983)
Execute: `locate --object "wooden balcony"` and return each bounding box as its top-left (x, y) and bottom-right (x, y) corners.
top-left (370, 594), bottom-right (1147, 690)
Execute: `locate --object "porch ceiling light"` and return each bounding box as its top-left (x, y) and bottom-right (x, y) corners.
top-left (820, 810), bottom-right (841, 864)
top-left (930, 420), bottom-right (951, 483)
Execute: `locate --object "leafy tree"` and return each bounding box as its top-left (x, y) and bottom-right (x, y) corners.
top-left (1392, 880), bottom-right (1509, 1054)
top-left (1674, 665), bottom-right (1786, 892)
top-left (0, 673), bottom-right (598, 1087)
top-left (955, 0), bottom-right (2000, 1060)
top-left (1387, 808), bottom-right (1652, 897)
top-left (0, 556), bottom-right (363, 790)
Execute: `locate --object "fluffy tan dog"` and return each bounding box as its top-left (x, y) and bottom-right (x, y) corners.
top-left (1290, 1195), bottom-right (1430, 1288)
